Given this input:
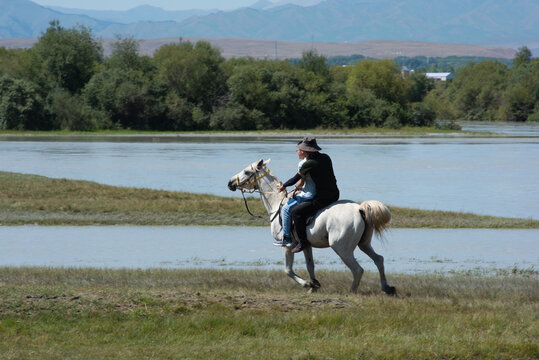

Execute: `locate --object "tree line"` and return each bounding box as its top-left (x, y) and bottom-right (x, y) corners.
top-left (0, 21), bottom-right (537, 131)
top-left (323, 54), bottom-right (513, 73)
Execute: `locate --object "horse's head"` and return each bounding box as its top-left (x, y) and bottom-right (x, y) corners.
top-left (227, 159), bottom-right (271, 192)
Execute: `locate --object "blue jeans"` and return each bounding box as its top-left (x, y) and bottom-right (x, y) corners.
top-left (281, 194), bottom-right (312, 238)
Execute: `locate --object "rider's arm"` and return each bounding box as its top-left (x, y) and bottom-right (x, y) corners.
top-left (282, 172), bottom-right (301, 188)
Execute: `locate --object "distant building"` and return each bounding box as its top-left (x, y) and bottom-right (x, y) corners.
top-left (425, 72), bottom-right (455, 81)
top-left (401, 66), bottom-right (413, 78)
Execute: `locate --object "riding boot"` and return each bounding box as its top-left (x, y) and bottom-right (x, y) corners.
top-left (291, 241), bottom-right (308, 253)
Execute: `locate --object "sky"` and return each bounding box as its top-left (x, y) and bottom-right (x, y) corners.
top-left (32, 0), bottom-right (260, 11)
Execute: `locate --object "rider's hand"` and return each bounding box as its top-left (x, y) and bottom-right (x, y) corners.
top-left (279, 185), bottom-right (286, 192)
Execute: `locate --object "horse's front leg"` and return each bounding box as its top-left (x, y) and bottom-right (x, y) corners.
top-left (303, 246), bottom-right (321, 293)
top-left (283, 248), bottom-right (312, 289)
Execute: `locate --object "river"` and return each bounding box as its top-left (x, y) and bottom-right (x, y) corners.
top-left (1, 123), bottom-right (538, 273)
top-left (0, 226), bottom-right (536, 275)
top-left (1, 123), bottom-right (538, 218)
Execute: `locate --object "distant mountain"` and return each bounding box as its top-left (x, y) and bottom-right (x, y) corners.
top-left (0, 0), bottom-right (110, 38)
top-left (49, 5), bottom-right (217, 24)
top-left (261, 0), bottom-right (323, 9)
top-left (1, 0), bottom-right (538, 48)
top-left (169, 0), bottom-right (539, 45)
top-left (248, 0), bottom-right (275, 10)
top-left (255, 0), bottom-right (323, 10)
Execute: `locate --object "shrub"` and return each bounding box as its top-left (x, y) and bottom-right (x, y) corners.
top-left (0, 75), bottom-right (45, 130)
top-left (409, 102), bottom-right (436, 127)
top-left (47, 88), bottom-right (97, 131)
top-left (210, 103), bottom-right (268, 130)
top-left (527, 108), bottom-right (539, 122)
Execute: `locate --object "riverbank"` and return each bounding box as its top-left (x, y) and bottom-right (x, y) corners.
top-left (0, 126), bottom-right (470, 137)
top-left (1, 171), bottom-right (536, 228)
top-left (2, 124), bottom-right (512, 142)
top-left (0, 267), bottom-right (536, 359)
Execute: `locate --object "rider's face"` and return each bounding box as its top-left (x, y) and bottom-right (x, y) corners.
top-left (297, 149), bottom-right (307, 159)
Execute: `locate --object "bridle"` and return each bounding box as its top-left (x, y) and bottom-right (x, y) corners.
top-left (236, 165), bottom-right (285, 223)
top-left (235, 165), bottom-right (271, 194)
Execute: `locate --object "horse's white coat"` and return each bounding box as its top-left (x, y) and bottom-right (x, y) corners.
top-left (228, 159), bottom-right (395, 294)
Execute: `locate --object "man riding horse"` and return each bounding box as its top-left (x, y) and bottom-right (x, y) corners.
top-left (279, 136), bottom-right (340, 254)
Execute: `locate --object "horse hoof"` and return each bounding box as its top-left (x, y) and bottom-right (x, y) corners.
top-left (384, 286), bottom-right (396, 296)
top-left (307, 287), bottom-right (318, 294)
top-left (310, 279), bottom-right (321, 289)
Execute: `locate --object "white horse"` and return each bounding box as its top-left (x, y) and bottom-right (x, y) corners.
top-left (227, 159), bottom-right (396, 295)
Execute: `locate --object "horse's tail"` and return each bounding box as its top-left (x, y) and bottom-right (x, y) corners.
top-left (359, 200), bottom-right (391, 236)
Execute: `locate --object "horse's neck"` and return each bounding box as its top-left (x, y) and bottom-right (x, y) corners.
top-left (258, 170), bottom-right (284, 216)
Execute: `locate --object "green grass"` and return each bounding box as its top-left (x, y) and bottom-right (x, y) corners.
top-left (0, 125), bottom-right (482, 137)
top-left (1, 171), bottom-right (536, 228)
top-left (0, 267), bottom-right (537, 359)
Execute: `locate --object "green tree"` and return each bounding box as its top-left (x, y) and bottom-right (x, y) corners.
top-left (0, 75), bottom-right (45, 130)
top-left (297, 50), bottom-right (330, 81)
top-left (513, 46), bottom-right (532, 68)
top-left (107, 36), bottom-right (155, 74)
top-left (30, 21), bottom-right (103, 94)
top-left (500, 58), bottom-right (539, 122)
top-left (83, 67), bottom-right (166, 130)
top-left (343, 59), bottom-right (411, 127)
top-left (46, 88), bottom-right (99, 131)
top-left (227, 59), bottom-right (341, 129)
top-left (209, 103), bottom-right (267, 130)
top-left (346, 59), bottom-right (408, 105)
top-left (153, 40), bottom-right (227, 111)
top-left (448, 60), bottom-right (509, 120)
top-left (407, 72), bottom-right (435, 102)
top-left (0, 48), bottom-right (31, 79)
top-left (162, 92), bottom-right (195, 130)
top-left (227, 62), bottom-right (272, 115)
top-left (423, 85), bottom-right (458, 120)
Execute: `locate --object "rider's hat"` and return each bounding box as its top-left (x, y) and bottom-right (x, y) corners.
top-left (297, 136), bottom-right (322, 152)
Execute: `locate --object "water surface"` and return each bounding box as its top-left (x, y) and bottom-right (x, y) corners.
top-left (1, 226), bottom-right (536, 275)
top-left (1, 134), bottom-right (537, 218)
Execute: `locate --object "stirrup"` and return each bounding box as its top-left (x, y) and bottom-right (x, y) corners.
top-left (283, 239), bottom-right (294, 248)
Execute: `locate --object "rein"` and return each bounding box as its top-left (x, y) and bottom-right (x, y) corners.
top-left (240, 190), bottom-right (282, 223)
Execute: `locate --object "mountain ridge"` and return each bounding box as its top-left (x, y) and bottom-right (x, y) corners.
top-left (0, 0), bottom-right (537, 51)
top-left (48, 4), bottom-right (217, 24)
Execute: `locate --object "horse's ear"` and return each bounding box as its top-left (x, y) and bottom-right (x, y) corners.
top-left (257, 159), bottom-right (264, 168)
top-left (264, 159), bottom-right (271, 166)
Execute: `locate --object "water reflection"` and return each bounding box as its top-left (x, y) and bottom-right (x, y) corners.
top-left (0, 226), bottom-right (536, 275)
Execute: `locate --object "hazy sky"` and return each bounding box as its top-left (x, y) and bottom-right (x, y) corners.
top-left (32, 0), bottom-right (259, 11)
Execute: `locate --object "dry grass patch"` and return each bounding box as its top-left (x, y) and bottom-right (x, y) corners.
top-left (1, 171), bottom-right (537, 228)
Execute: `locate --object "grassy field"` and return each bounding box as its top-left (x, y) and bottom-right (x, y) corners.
top-left (1, 171), bottom-right (536, 228)
top-left (0, 267), bottom-right (537, 359)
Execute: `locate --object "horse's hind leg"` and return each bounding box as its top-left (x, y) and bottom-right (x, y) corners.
top-left (333, 247), bottom-right (364, 293)
top-left (358, 233), bottom-right (396, 295)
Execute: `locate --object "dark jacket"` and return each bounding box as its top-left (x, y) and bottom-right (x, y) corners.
top-left (298, 152), bottom-right (339, 203)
